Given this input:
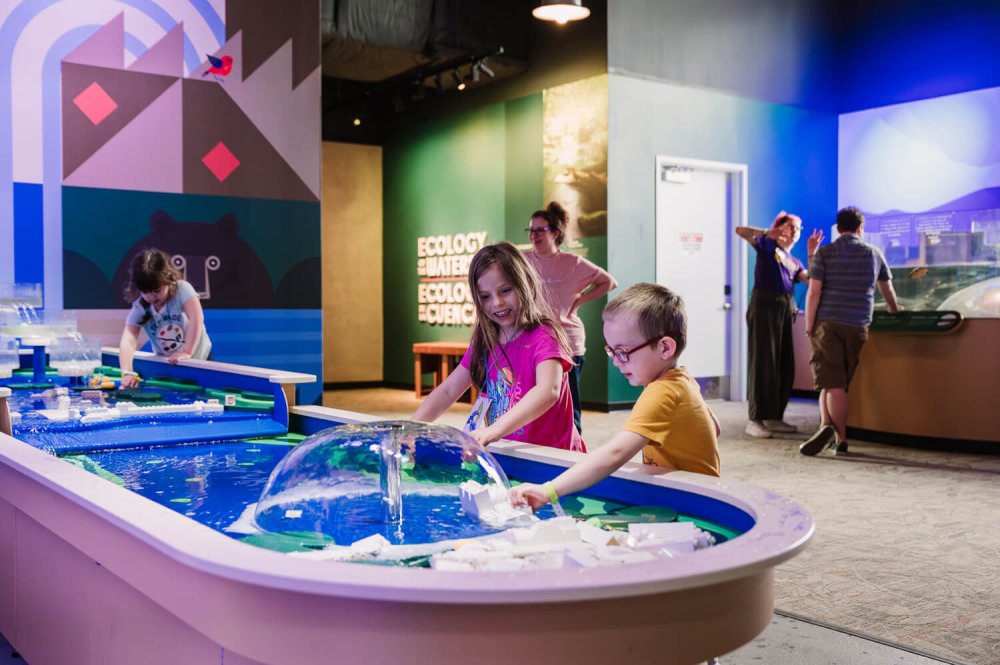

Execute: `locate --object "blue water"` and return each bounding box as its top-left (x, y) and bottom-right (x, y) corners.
top-left (73, 441), bottom-right (290, 533)
top-left (69, 440), bottom-right (523, 546)
top-left (67, 440), bottom-right (740, 554)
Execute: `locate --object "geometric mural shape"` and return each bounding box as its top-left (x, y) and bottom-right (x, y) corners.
top-left (65, 81), bottom-right (183, 193)
top-left (73, 82), bottom-right (118, 125)
top-left (62, 63), bottom-right (177, 179)
top-left (201, 141), bottom-right (241, 182)
top-left (182, 78), bottom-right (316, 201)
top-left (129, 24), bottom-right (184, 77)
top-left (219, 39), bottom-right (321, 197)
top-left (62, 12), bottom-right (125, 69)
top-left (225, 0), bottom-right (320, 88)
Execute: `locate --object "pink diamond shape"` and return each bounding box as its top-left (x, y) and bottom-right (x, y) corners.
top-left (73, 82), bottom-right (118, 126)
top-left (201, 141), bottom-right (240, 182)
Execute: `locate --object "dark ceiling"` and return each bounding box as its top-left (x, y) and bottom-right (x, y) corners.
top-left (320, 0), bottom-right (606, 144)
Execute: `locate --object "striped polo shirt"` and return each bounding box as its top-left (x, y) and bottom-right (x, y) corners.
top-left (809, 234), bottom-right (892, 327)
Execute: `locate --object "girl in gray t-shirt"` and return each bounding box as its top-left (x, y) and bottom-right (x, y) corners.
top-left (118, 249), bottom-right (212, 388)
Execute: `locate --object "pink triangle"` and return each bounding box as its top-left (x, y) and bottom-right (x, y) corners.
top-left (63, 13), bottom-right (125, 69)
top-left (129, 23), bottom-right (184, 77)
top-left (64, 80), bottom-right (182, 193)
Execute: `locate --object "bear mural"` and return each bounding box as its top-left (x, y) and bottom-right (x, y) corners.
top-left (111, 211), bottom-right (275, 308)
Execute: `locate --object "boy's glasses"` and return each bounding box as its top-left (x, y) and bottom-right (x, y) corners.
top-left (604, 336), bottom-right (665, 363)
top-left (526, 227), bottom-right (553, 235)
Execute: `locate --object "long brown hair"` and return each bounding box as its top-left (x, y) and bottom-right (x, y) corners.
top-left (466, 242), bottom-right (571, 388)
top-left (123, 248), bottom-right (181, 325)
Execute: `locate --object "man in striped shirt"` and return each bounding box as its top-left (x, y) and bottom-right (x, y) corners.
top-left (800, 206), bottom-right (901, 456)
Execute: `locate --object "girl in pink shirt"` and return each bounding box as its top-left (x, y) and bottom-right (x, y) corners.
top-left (412, 242), bottom-right (585, 452)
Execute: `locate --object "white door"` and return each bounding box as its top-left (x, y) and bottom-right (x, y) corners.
top-left (655, 158), bottom-right (746, 400)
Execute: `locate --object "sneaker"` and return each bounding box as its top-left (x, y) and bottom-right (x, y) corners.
top-left (834, 440), bottom-right (848, 455)
top-left (745, 420), bottom-right (772, 438)
top-left (764, 420), bottom-right (798, 433)
top-left (799, 425), bottom-right (836, 456)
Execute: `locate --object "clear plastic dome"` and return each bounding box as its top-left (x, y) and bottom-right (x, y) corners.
top-left (253, 421), bottom-right (513, 546)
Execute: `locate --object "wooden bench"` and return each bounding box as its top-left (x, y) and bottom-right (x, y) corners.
top-left (412, 341), bottom-right (478, 403)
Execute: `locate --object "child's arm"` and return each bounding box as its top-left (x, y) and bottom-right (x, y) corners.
top-left (412, 364), bottom-right (473, 423)
top-left (471, 358), bottom-right (562, 445)
top-left (167, 296), bottom-right (206, 364)
top-left (118, 324), bottom-right (143, 388)
top-left (510, 430), bottom-right (650, 510)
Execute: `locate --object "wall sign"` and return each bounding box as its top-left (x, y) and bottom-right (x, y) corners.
top-left (416, 232), bottom-right (489, 326)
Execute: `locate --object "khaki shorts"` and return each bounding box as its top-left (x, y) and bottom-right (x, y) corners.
top-left (809, 320), bottom-right (869, 390)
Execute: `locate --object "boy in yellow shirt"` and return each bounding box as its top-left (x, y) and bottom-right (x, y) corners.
top-left (510, 283), bottom-right (720, 511)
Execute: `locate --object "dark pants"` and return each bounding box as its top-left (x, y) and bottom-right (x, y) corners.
top-left (747, 290), bottom-right (795, 421)
top-left (567, 354), bottom-right (585, 434)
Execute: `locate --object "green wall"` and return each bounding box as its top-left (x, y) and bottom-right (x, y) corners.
top-left (383, 94), bottom-right (610, 406)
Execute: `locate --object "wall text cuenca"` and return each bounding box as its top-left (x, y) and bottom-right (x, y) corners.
top-left (416, 232), bottom-right (488, 326)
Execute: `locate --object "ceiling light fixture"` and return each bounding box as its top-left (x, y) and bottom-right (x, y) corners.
top-left (451, 69), bottom-right (466, 91)
top-left (477, 60), bottom-right (495, 79)
top-left (532, 0), bottom-right (590, 24)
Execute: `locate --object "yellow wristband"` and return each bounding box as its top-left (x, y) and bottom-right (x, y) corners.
top-left (543, 481), bottom-right (560, 505)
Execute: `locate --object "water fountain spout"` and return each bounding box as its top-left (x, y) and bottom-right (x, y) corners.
top-left (377, 423), bottom-right (405, 524)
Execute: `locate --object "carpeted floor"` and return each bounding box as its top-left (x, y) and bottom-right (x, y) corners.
top-left (323, 388), bottom-right (1000, 665)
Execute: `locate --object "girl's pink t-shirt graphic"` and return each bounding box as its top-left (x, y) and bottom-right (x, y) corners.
top-left (461, 326), bottom-right (585, 452)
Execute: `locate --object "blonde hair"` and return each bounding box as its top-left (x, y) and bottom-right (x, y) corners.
top-left (466, 242), bottom-right (571, 388)
top-left (603, 283), bottom-right (687, 358)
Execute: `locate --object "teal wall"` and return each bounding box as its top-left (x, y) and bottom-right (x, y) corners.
top-left (383, 100), bottom-right (541, 384)
top-left (383, 94), bottom-right (610, 405)
top-left (607, 74), bottom-right (838, 404)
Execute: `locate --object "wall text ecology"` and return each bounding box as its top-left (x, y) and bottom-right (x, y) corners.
top-left (417, 232), bottom-right (488, 326)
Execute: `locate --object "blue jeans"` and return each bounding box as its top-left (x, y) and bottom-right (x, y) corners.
top-left (568, 355), bottom-right (585, 434)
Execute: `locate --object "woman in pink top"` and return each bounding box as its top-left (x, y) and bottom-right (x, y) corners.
top-left (412, 242), bottom-right (585, 452)
top-left (525, 201), bottom-right (617, 434)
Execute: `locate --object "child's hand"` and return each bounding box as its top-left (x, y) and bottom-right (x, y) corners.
top-left (470, 426), bottom-right (501, 446)
top-left (120, 373), bottom-right (140, 389)
top-left (508, 484), bottom-right (550, 512)
top-left (167, 351), bottom-right (192, 365)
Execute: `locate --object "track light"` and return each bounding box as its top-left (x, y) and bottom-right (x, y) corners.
top-left (352, 116), bottom-right (362, 127)
top-left (451, 69), bottom-right (465, 91)
top-left (434, 73), bottom-right (445, 92)
top-left (477, 60), bottom-right (495, 79)
top-left (532, 0), bottom-right (590, 24)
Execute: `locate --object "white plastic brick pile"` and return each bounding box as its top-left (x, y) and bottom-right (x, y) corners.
top-left (429, 517), bottom-right (715, 572)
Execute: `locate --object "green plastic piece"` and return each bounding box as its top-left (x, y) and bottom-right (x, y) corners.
top-left (204, 387), bottom-right (275, 411)
top-left (141, 376), bottom-right (203, 392)
top-left (61, 455), bottom-right (126, 487)
top-left (6, 382), bottom-right (56, 390)
top-left (113, 389), bottom-right (164, 403)
top-left (239, 531), bottom-right (336, 553)
top-left (612, 505), bottom-right (679, 522)
top-left (169, 498), bottom-right (192, 504)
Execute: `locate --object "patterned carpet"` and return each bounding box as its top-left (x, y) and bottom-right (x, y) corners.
top-left (324, 388), bottom-right (1000, 665)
